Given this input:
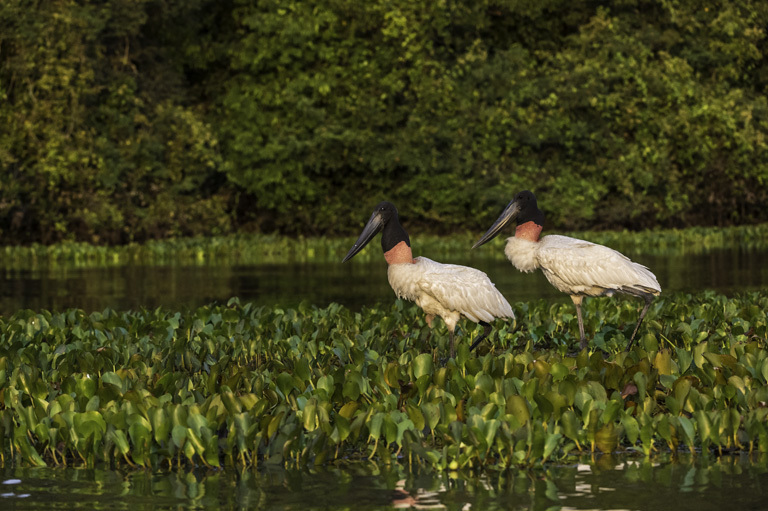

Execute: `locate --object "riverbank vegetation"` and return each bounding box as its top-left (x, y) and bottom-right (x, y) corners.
top-left (2, 0), bottom-right (768, 243)
top-left (1, 291), bottom-right (766, 469)
top-left (1, 223), bottom-right (767, 270)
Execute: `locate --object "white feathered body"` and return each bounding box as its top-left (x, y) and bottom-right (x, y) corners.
top-left (505, 234), bottom-right (661, 298)
top-left (387, 256), bottom-right (514, 331)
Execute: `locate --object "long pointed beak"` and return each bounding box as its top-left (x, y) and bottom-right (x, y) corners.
top-left (342, 211), bottom-right (384, 262)
top-left (472, 200), bottom-right (520, 249)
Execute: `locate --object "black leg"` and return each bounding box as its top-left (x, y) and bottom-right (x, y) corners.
top-left (469, 322), bottom-right (492, 352)
top-left (626, 295), bottom-right (653, 351)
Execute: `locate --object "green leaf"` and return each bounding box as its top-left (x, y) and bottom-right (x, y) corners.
top-left (339, 402), bottom-right (358, 420)
top-left (542, 432), bottom-right (562, 461)
top-left (413, 354), bottom-right (434, 380)
top-left (186, 427), bottom-right (206, 456)
top-left (633, 372), bottom-right (648, 400)
top-left (75, 376), bottom-right (97, 399)
top-left (761, 358), bottom-right (768, 384)
top-left (294, 357), bottom-right (311, 382)
top-left (505, 395), bottom-right (530, 424)
top-left (560, 410), bottom-right (581, 446)
top-left (276, 372), bottom-right (296, 397)
top-left (101, 372), bottom-right (124, 393)
top-left (407, 405), bottom-right (425, 431)
top-left (368, 412), bottom-right (384, 440)
top-left (317, 375), bottom-right (334, 395)
top-left (422, 403), bottom-right (440, 432)
top-left (673, 378), bottom-right (692, 408)
top-left (112, 430), bottom-right (131, 455)
top-left (621, 415), bottom-right (640, 445)
top-left (694, 410), bottom-right (712, 446)
top-left (333, 415), bottom-right (350, 444)
top-left (666, 395), bottom-right (681, 416)
top-left (343, 375), bottom-right (361, 401)
top-left (595, 423), bottom-right (618, 453)
top-left (676, 347), bottom-right (693, 374)
top-left (171, 425), bottom-right (187, 448)
top-left (550, 362), bottom-right (569, 382)
top-left (73, 411), bottom-right (106, 439)
top-left (150, 408), bottom-right (171, 444)
top-left (693, 343), bottom-right (708, 369)
top-left (204, 432), bottom-right (220, 467)
top-left (129, 421), bottom-right (151, 448)
top-left (303, 400), bottom-right (318, 432)
top-left (678, 416), bottom-right (695, 448)
top-left (653, 350), bottom-right (673, 375)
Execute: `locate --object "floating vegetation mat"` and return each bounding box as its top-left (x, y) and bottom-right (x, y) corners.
top-left (0, 290), bottom-right (767, 469)
top-left (1, 223), bottom-right (768, 269)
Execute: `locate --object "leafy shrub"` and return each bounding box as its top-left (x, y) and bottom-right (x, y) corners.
top-left (3, 1), bottom-right (768, 241)
top-left (0, 291), bottom-right (766, 469)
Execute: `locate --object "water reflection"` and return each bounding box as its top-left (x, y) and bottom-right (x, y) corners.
top-left (0, 247), bottom-right (766, 314)
top-left (2, 454), bottom-right (767, 510)
top-left (555, 453), bottom-right (768, 511)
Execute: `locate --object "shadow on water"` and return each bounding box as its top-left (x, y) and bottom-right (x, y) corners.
top-left (0, 247), bottom-right (766, 314)
top-left (1, 453), bottom-right (767, 510)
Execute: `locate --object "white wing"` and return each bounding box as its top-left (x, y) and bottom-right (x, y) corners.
top-left (414, 257), bottom-right (514, 322)
top-left (537, 235), bottom-right (661, 297)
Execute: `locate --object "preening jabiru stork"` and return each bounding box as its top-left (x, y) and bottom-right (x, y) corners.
top-left (343, 201), bottom-right (514, 359)
top-left (473, 191), bottom-right (660, 351)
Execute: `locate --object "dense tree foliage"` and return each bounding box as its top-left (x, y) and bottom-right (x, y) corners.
top-left (1, 0), bottom-right (767, 243)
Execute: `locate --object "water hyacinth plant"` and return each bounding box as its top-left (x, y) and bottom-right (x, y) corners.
top-left (0, 291), bottom-right (766, 469)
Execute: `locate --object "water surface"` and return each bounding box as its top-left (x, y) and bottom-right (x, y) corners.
top-left (0, 248), bottom-right (765, 314)
top-left (1, 454), bottom-right (766, 510)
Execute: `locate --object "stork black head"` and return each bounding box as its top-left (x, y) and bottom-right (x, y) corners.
top-left (342, 201), bottom-right (411, 262)
top-left (472, 190), bottom-right (545, 248)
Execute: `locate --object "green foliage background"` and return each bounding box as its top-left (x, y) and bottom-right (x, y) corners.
top-left (2, 0), bottom-right (768, 243)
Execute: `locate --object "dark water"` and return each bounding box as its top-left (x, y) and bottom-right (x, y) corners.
top-left (0, 248), bottom-right (766, 314)
top-left (1, 454), bottom-right (766, 510)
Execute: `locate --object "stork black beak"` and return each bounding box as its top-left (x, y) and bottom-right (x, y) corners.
top-left (342, 211), bottom-right (385, 262)
top-left (472, 200), bottom-right (520, 249)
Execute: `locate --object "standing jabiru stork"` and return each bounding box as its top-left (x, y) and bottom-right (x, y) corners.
top-left (472, 191), bottom-right (660, 351)
top-left (343, 201), bottom-right (514, 359)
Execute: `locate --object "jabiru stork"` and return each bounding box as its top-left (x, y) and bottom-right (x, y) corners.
top-left (343, 201), bottom-right (514, 359)
top-left (473, 191), bottom-right (660, 351)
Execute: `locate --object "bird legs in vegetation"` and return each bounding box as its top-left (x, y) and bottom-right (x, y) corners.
top-left (431, 318), bottom-right (492, 361)
top-left (423, 314), bottom-right (435, 354)
top-left (469, 322), bottom-right (492, 353)
top-left (448, 330), bottom-right (456, 360)
top-left (626, 295), bottom-right (654, 351)
top-left (571, 296), bottom-right (589, 350)
top-left (445, 321), bottom-right (491, 360)
top-left (572, 294), bottom-right (654, 352)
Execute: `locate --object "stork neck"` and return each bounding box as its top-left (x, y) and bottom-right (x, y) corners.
top-left (380, 214), bottom-right (411, 255)
top-left (515, 221), bottom-right (543, 242)
top-left (384, 241), bottom-right (414, 264)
